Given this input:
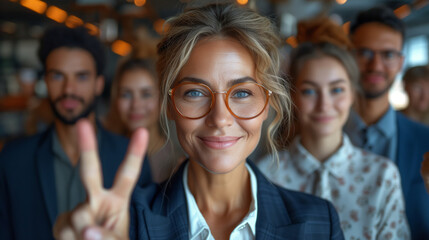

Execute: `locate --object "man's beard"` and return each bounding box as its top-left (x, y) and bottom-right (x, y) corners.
top-left (50, 94), bottom-right (95, 125)
top-left (362, 73), bottom-right (395, 99)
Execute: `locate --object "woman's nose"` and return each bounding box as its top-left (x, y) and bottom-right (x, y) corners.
top-left (205, 93), bottom-right (234, 128)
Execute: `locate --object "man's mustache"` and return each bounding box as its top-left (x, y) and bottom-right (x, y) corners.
top-left (54, 94), bottom-right (85, 104)
top-left (364, 71), bottom-right (387, 79)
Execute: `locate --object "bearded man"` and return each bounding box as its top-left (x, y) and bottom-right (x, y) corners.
top-left (0, 26), bottom-right (152, 240)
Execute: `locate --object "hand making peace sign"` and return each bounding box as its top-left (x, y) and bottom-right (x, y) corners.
top-left (53, 119), bottom-right (148, 240)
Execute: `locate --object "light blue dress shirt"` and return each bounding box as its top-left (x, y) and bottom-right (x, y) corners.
top-left (344, 106), bottom-right (397, 163)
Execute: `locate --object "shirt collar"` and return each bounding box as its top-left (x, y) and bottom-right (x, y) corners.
top-left (373, 106), bottom-right (397, 137)
top-left (51, 122), bottom-right (102, 159)
top-left (346, 106), bottom-right (397, 137)
top-left (52, 130), bottom-right (70, 165)
top-left (51, 123), bottom-right (103, 162)
top-left (345, 109), bottom-right (366, 132)
top-left (183, 162), bottom-right (258, 239)
top-left (289, 135), bottom-right (354, 178)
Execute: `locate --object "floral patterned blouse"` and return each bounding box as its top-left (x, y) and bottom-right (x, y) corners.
top-left (257, 135), bottom-right (410, 240)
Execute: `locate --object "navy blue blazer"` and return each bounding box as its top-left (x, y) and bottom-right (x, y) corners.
top-left (0, 124), bottom-right (152, 240)
top-left (130, 161), bottom-right (344, 239)
top-left (395, 112), bottom-right (429, 240)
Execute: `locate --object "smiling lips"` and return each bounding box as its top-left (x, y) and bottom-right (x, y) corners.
top-left (365, 74), bottom-right (385, 84)
top-left (60, 99), bottom-right (80, 110)
top-left (199, 136), bottom-right (241, 149)
top-left (129, 113), bottom-right (145, 121)
top-left (312, 115), bottom-right (335, 123)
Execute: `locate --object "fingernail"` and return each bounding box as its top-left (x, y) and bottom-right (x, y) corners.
top-left (84, 228), bottom-right (102, 240)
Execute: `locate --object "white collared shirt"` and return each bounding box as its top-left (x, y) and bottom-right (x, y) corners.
top-left (183, 162), bottom-right (258, 240)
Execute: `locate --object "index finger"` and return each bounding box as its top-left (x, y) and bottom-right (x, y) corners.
top-left (112, 128), bottom-right (149, 198)
top-left (77, 119), bottom-right (103, 197)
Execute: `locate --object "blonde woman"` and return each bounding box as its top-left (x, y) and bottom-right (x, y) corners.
top-left (54, 3), bottom-right (344, 239)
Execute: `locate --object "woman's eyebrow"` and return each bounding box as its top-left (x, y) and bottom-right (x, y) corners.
top-left (301, 79), bottom-right (347, 86)
top-left (176, 77), bottom-right (209, 85)
top-left (227, 77), bottom-right (257, 87)
top-left (177, 76), bottom-right (257, 88)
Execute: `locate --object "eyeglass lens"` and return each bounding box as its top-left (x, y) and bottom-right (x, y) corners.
top-left (356, 48), bottom-right (401, 66)
top-left (171, 82), bottom-right (269, 119)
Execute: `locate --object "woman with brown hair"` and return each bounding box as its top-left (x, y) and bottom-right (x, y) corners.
top-left (104, 57), bottom-right (184, 183)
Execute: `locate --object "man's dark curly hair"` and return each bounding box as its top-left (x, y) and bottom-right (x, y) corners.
top-left (38, 26), bottom-right (105, 76)
top-left (350, 6), bottom-right (405, 45)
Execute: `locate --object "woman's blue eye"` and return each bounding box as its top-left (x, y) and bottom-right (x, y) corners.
top-left (332, 87), bottom-right (344, 94)
top-left (232, 90), bottom-right (251, 98)
top-left (141, 90), bottom-right (154, 99)
top-left (120, 92), bottom-right (132, 99)
top-left (301, 89), bottom-right (316, 95)
top-left (185, 90), bottom-right (204, 97)
top-left (142, 93), bottom-right (153, 98)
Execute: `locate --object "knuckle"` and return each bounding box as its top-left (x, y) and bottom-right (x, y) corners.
top-left (59, 227), bottom-right (76, 240)
top-left (71, 205), bottom-right (91, 228)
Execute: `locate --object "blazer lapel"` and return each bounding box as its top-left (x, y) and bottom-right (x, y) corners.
top-left (35, 126), bottom-right (58, 225)
top-left (395, 112), bottom-right (419, 195)
top-left (145, 163), bottom-right (189, 239)
top-left (255, 222), bottom-right (307, 240)
top-left (97, 125), bottom-right (114, 188)
top-left (249, 161), bottom-right (307, 240)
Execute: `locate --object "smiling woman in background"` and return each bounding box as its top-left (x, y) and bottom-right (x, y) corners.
top-left (104, 57), bottom-right (184, 183)
top-left (258, 40), bottom-right (410, 239)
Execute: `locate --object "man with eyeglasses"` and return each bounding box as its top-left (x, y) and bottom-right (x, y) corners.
top-left (344, 6), bottom-right (429, 239)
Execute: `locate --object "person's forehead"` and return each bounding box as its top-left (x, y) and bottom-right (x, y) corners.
top-left (351, 22), bottom-right (403, 49)
top-left (46, 47), bottom-right (96, 72)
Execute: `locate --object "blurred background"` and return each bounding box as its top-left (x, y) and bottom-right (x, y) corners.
top-left (0, 0), bottom-right (428, 141)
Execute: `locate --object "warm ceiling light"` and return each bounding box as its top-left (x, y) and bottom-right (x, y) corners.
top-left (286, 36), bottom-right (298, 48)
top-left (46, 6), bottom-right (67, 23)
top-left (154, 19), bottom-right (169, 35)
top-left (394, 5), bottom-right (411, 19)
top-left (85, 23), bottom-right (99, 36)
top-left (134, 0), bottom-right (146, 7)
top-left (65, 15), bottom-right (83, 28)
top-left (112, 40), bottom-right (132, 56)
top-left (20, 0), bottom-right (47, 14)
top-left (336, 0), bottom-right (347, 5)
top-left (236, 0), bottom-right (248, 5)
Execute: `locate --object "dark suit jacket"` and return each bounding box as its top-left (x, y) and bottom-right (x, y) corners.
top-left (0, 124), bottom-right (152, 240)
top-left (396, 112), bottom-right (429, 240)
top-left (130, 161), bottom-right (344, 239)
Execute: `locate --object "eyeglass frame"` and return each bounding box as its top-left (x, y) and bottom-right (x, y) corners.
top-left (353, 47), bottom-right (403, 67)
top-left (168, 81), bottom-right (272, 120)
